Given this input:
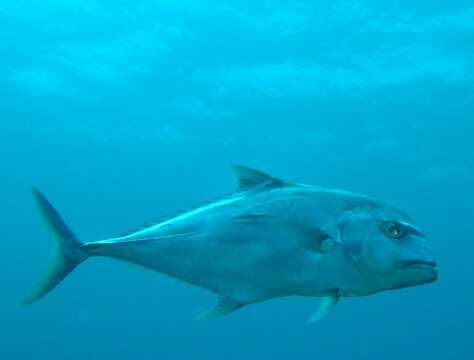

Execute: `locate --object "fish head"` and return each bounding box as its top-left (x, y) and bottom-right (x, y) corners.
top-left (338, 206), bottom-right (437, 294)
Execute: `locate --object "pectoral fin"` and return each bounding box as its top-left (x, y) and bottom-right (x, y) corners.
top-left (195, 296), bottom-right (242, 320)
top-left (320, 238), bottom-right (337, 253)
top-left (307, 295), bottom-right (340, 323)
top-left (233, 214), bottom-right (334, 254)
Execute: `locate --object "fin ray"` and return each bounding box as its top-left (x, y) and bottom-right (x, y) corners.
top-left (232, 165), bottom-right (284, 191)
top-left (23, 188), bottom-right (88, 304)
top-left (195, 296), bottom-right (242, 320)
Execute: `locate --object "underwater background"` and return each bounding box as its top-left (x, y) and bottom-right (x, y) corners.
top-left (1, 0), bottom-right (473, 359)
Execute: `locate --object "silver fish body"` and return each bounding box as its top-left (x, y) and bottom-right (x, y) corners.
top-left (24, 166), bottom-right (437, 321)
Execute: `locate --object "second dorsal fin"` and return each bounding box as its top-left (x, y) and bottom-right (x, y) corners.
top-left (232, 165), bottom-right (284, 192)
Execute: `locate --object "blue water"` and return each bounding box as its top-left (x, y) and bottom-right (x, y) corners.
top-left (1, 1), bottom-right (473, 359)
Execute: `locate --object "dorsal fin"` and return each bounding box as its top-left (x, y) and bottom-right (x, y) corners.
top-left (232, 165), bottom-right (284, 192)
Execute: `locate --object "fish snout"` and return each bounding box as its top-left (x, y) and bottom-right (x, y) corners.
top-left (397, 257), bottom-right (438, 283)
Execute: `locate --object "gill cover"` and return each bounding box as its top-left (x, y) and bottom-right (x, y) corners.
top-left (336, 211), bottom-right (375, 280)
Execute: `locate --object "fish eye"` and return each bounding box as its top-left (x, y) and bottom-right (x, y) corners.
top-left (382, 221), bottom-right (405, 239)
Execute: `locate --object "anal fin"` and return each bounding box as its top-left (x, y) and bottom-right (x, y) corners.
top-left (195, 296), bottom-right (242, 320)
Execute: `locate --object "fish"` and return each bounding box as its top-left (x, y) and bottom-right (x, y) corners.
top-left (23, 166), bottom-right (437, 322)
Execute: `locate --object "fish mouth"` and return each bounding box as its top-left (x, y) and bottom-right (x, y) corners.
top-left (399, 259), bottom-right (438, 279)
top-left (399, 259), bottom-right (437, 269)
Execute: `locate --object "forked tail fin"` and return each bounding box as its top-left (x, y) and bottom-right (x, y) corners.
top-left (22, 188), bottom-right (88, 305)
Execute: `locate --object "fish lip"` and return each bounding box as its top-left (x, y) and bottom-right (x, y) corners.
top-left (398, 260), bottom-right (438, 280)
top-left (399, 259), bottom-right (437, 269)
